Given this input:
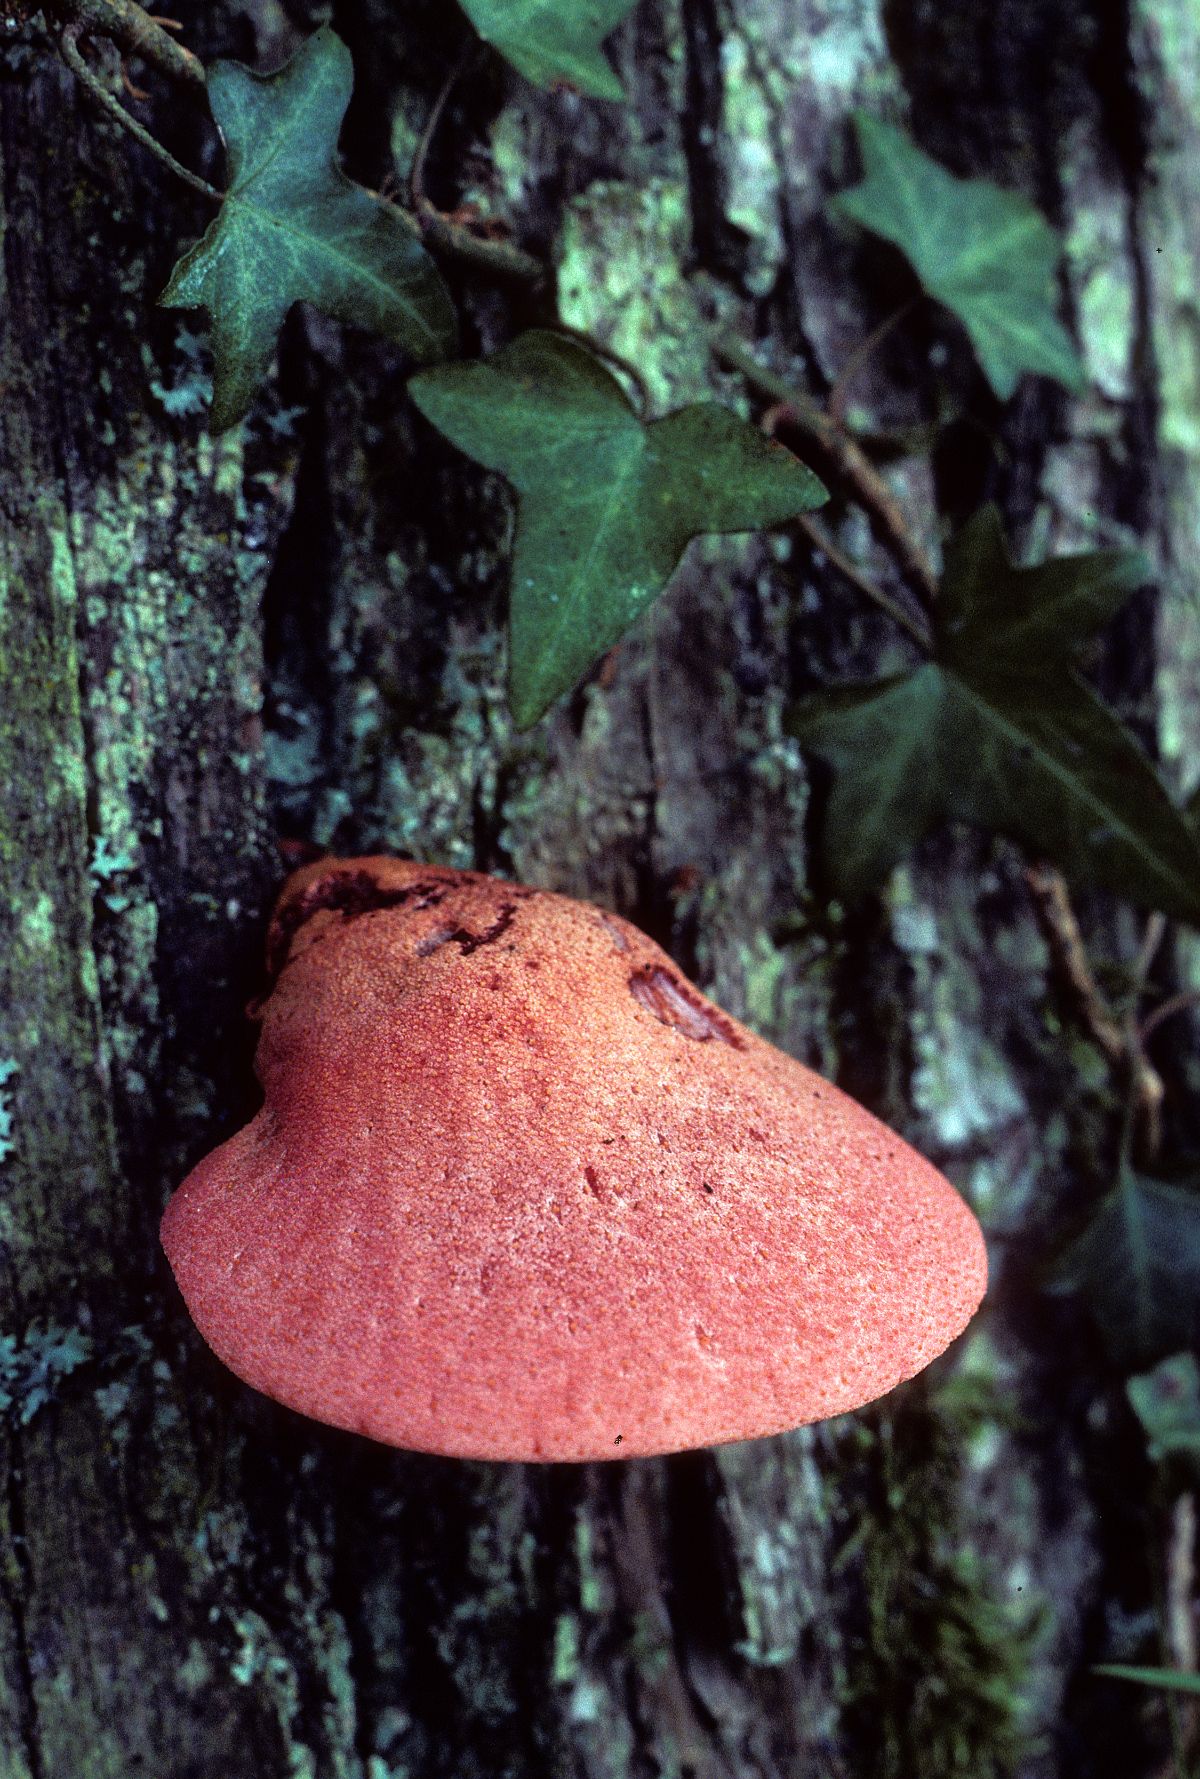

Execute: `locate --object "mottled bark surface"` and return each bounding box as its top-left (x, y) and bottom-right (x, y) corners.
top-left (1, 0), bottom-right (1198, 1774)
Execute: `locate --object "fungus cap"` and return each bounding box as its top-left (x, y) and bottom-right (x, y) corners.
top-left (161, 857), bottom-right (986, 1461)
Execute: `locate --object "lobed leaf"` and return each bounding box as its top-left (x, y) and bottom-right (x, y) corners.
top-left (1049, 1167), bottom-right (1200, 1366)
top-left (832, 115), bottom-right (1085, 399)
top-left (1126, 1353), bottom-right (1200, 1464)
top-left (1094, 1666), bottom-right (1200, 1698)
top-left (162, 28), bottom-right (457, 431)
top-left (411, 331), bottom-right (826, 726)
top-left (791, 507), bottom-right (1200, 922)
top-left (455, 0), bottom-right (639, 99)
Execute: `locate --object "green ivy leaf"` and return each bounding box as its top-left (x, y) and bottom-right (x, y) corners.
top-left (1126, 1353), bottom-right (1200, 1464)
top-left (1049, 1166), bottom-right (1200, 1366)
top-left (455, 0), bottom-right (639, 99)
top-left (790, 507), bottom-right (1200, 921)
top-left (410, 331), bottom-right (826, 727)
top-left (831, 115), bottom-right (1085, 400)
top-left (1094, 1666), bottom-right (1200, 1697)
top-left (162, 28), bottom-right (457, 431)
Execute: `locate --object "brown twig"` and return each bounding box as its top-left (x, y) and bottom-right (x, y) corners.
top-left (405, 42), bottom-right (545, 287)
top-left (1140, 988), bottom-right (1200, 1049)
top-left (1025, 863), bottom-right (1126, 1063)
top-left (53, 0), bottom-right (545, 285)
top-left (384, 190), bottom-right (546, 285)
top-left (46, 0), bottom-right (204, 90)
top-left (58, 21), bottom-right (221, 200)
top-left (1165, 1492), bottom-right (1199, 1767)
top-left (549, 321), bottom-right (653, 414)
top-left (1167, 1493), bottom-right (1198, 1672)
top-left (1135, 912), bottom-right (1169, 994)
top-left (796, 514), bottom-right (931, 651)
top-left (409, 42), bottom-right (473, 218)
top-left (119, 55), bottom-right (148, 98)
top-left (713, 335), bottom-right (940, 602)
top-left (1025, 861), bottom-right (1165, 1156)
top-left (827, 297), bottom-right (919, 430)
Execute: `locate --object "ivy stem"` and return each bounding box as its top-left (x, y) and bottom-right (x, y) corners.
top-left (1024, 860), bottom-right (1165, 1160)
top-left (409, 42), bottom-right (475, 218)
top-left (52, 0), bottom-right (545, 285)
top-left (401, 42), bottom-right (545, 286)
top-left (1025, 862), bottom-right (1127, 1064)
top-left (550, 322), bottom-right (653, 415)
top-left (713, 334), bottom-right (939, 602)
top-left (58, 22), bottom-right (222, 201)
top-left (47, 0), bottom-right (205, 90)
top-left (1134, 911), bottom-right (1169, 995)
top-left (1139, 986), bottom-right (1200, 1048)
top-left (796, 515), bottom-right (931, 651)
top-left (370, 183), bottom-right (545, 285)
top-left (827, 297), bottom-right (919, 430)
top-left (1164, 1490), bottom-right (1200, 1772)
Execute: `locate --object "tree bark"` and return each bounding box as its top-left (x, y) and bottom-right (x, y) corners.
top-left (1, 0), bottom-right (1197, 1774)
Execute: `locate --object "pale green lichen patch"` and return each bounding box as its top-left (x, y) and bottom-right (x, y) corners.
top-left (1074, 257), bottom-right (1135, 405)
top-left (147, 325), bottom-right (213, 420)
top-left (555, 178), bottom-right (710, 407)
top-left (551, 1612), bottom-right (581, 1685)
top-left (890, 865), bottom-right (1028, 1164)
top-left (719, 35), bottom-right (784, 294)
top-left (19, 891), bottom-right (56, 952)
top-left (715, 1430), bottom-right (833, 1675)
top-left (733, 1517), bottom-right (811, 1667)
top-left (218, 1518), bottom-right (358, 1779)
top-left (484, 107), bottom-right (534, 213)
top-left (718, 0), bottom-right (895, 291)
top-left (840, 1383), bottom-right (1043, 1779)
top-left (1157, 581), bottom-right (1200, 798)
top-left (0, 1058), bottom-right (18, 1164)
top-left (60, 417), bottom-right (280, 1180)
top-left (1060, 121), bottom-right (1136, 403)
top-left (177, 1639), bottom-right (213, 1695)
top-left (0, 1321), bottom-right (94, 1424)
top-left (0, 488), bottom-right (122, 1287)
top-left (735, 930), bottom-right (792, 1038)
top-left (1131, 2), bottom-right (1200, 787)
top-left (574, 1511), bottom-right (605, 1615)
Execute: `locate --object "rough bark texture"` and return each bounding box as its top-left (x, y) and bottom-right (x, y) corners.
top-left (1, 0), bottom-right (1198, 1775)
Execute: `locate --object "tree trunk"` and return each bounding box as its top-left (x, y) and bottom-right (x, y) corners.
top-left (1, 1), bottom-right (1197, 1774)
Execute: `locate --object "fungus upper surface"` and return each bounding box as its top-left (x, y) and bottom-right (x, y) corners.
top-left (161, 856), bottom-right (987, 1461)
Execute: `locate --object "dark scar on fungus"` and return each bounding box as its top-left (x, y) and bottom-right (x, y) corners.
top-left (265, 871), bottom-right (450, 979)
top-left (597, 913), bottom-right (631, 953)
top-left (413, 903), bottom-right (518, 958)
top-left (628, 965), bottom-right (743, 1047)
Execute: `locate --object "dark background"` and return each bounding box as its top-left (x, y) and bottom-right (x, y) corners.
top-left (1, 0), bottom-right (1198, 1773)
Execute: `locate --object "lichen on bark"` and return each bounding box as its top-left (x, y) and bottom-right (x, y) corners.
top-left (0, 0), bottom-right (1195, 1774)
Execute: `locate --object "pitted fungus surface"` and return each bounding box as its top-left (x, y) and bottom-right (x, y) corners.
top-left (161, 856), bottom-right (987, 1461)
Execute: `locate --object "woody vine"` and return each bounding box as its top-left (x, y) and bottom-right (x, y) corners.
top-left (19, 0), bottom-right (1200, 1711)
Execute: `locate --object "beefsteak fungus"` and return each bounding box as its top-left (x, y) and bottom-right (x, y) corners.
top-left (161, 857), bottom-right (986, 1460)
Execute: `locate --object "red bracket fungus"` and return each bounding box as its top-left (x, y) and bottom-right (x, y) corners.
top-left (161, 856), bottom-right (987, 1462)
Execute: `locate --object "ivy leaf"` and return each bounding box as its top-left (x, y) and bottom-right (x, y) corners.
top-left (162, 28), bottom-right (457, 431)
top-left (1048, 1166), bottom-right (1200, 1367)
top-left (790, 507), bottom-right (1200, 922)
top-left (1126, 1353), bottom-right (1200, 1464)
top-left (455, 0), bottom-right (639, 99)
top-left (831, 115), bottom-right (1085, 400)
top-left (1094, 1667), bottom-right (1200, 1698)
top-left (410, 331), bottom-right (826, 727)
